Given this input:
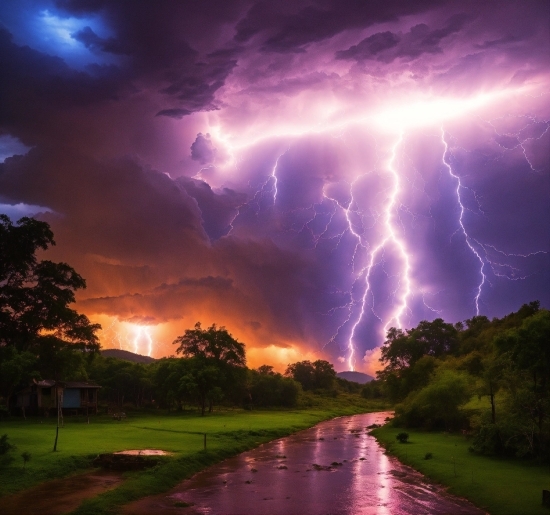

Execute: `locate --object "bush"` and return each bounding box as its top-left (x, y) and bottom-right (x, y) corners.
top-left (0, 434), bottom-right (13, 455)
top-left (393, 369), bottom-right (471, 430)
top-left (21, 451), bottom-right (31, 468)
top-left (0, 434), bottom-right (14, 466)
top-left (424, 452), bottom-right (433, 460)
top-left (396, 432), bottom-right (409, 443)
top-left (248, 371), bottom-right (301, 407)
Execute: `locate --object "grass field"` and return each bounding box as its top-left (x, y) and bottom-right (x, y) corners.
top-left (0, 395), bottom-right (385, 514)
top-left (372, 424), bottom-right (550, 515)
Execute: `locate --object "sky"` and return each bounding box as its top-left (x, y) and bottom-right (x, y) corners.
top-left (0, 0), bottom-right (548, 374)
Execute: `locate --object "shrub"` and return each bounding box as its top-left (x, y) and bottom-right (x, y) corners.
top-left (0, 434), bottom-right (13, 455)
top-left (396, 432), bottom-right (409, 443)
top-left (424, 452), bottom-right (433, 460)
top-left (393, 369), bottom-right (471, 430)
top-left (21, 451), bottom-right (31, 468)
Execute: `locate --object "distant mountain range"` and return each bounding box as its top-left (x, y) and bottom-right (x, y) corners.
top-left (101, 349), bottom-right (156, 364)
top-left (336, 371), bottom-right (374, 384)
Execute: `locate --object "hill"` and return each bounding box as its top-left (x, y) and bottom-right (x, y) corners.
top-left (337, 371), bottom-right (373, 384)
top-left (101, 348), bottom-right (156, 364)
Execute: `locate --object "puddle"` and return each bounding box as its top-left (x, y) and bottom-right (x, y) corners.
top-left (114, 449), bottom-right (172, 456)
top-left (1, 469), bottom-right (123, 515)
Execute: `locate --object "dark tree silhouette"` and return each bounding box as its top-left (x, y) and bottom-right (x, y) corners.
top-left (173, 322), bottom-right (246, 367)
top-left (0, 215), bottom-right (101, 406)
top-left (173, 323), bottom-right (246, 415)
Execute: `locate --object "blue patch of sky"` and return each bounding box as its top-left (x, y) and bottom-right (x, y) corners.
top-left (0, 0), bottom-right (118, 68)
top-left (0, 134), bottom-right (31, 162)
top-left (0, 202), bottom-right (53, 220)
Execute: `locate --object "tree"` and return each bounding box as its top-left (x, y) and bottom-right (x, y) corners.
top-left (285, 360), bottom-right (336, 391)
top-left (172, 323), bottom-right (247, 415)
top-left (248, 369), bottom-right (300, 407)
top-left (0, 215), bottom-right (100, 406)
top-left (380, 319), bottom-right (459, 374)
top-left (493, 309), bottom-right (550, 458)
top-left (173, 322), bottom-right (245, 366)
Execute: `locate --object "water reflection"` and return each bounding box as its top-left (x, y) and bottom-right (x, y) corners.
top-left (125, 412), bottom-right (485, 515)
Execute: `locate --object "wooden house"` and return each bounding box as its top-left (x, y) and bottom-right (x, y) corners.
top-left (15, 380), bottom-right (101, 415)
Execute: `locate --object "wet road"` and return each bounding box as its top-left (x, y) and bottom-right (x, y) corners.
top-left (125, 412), bottom-right (486, 515)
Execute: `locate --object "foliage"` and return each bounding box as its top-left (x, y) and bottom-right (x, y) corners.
top-left (379, 318), bottom-right (459, 373)
top-left (396, 431), bottom-right (409, 443)
top-left (394, 369), bottom-right (471, 430)
top-left (0, 434), bottom-right (13, 455)
top-left (285, 359), bottom-right (336, 391)
top-left (20, 451), bottom-right (31, 468)
top-left (90, 356), bottom-right (152, 408)
top-left (0, 215), bottom-right (101, 407)
top-left (173, 322), bottom-right (245, 366)
top-left (0, 434), bottom-right (15, 466)
top-left (361, 379), bottom-right (384, 399)
top-left (248, 368), bottom-right (301, 407)
top-left (375, 301), bottom-right (549, 461)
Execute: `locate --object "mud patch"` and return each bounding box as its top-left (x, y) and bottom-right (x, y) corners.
top-left (1, 469), bottom-right (123, 515)
top-left (114, 449), bottom-right (172, 456)
top-left (94, 453), bottom-right (162, 470)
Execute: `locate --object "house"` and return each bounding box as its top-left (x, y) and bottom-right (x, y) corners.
top-left (14, 380), bottom-right (101, 415)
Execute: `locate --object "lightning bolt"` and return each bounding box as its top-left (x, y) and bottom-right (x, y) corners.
top-left (133, 326), bottom-right (153, 356)
top-left (323, 133), bottom-right (413, 370)
top-left (441, 129), bottom-right (486, 315)
top-left (206, 87), bottom-right (543, 371)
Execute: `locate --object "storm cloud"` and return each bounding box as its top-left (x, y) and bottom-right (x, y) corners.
top-left (0, 0), bottom-right (548, 370)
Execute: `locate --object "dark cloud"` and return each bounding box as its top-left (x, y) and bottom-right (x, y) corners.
top-left (0, 0), bottom-right (547, 368)
top-left (71, 26), bottom-right (130, 55)
top-left (177, 177), bottom-right (247, 241)
top-left (235, 0), bottom-right (440, 52)
top-left (156, 108), bottom-right (192, 119)
top-left (335, 31), bottom-right (400, 60)
top-left (336, 13), bottom-right (470, 62)
top-left (0, 27), bottom-right (121, 133)
top-left (190, 133), bottom-right (216, 164)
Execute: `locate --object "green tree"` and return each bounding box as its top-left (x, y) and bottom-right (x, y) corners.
top-left (285, 360), bottom-right (336, 391)
top-left (493, 309), bottom-right (550, 458)
top-left (394, 369), bottom-right (471, 430)
top-left (173, 322), bottom-right (246, 366)
top-left (248, 369), bottom-right (300, 407)
top-left (0, 215), bottom-right (100, 407)
top-left (172, 323), bottom-right (247, 415)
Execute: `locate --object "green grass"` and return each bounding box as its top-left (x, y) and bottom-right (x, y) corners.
top-left (372, 424), bottom-right (550, 515)
top-left (0, 395), bottom-right (386, 514)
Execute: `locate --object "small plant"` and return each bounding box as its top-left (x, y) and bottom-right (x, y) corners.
top-left (396, 432), bottom-right (409, 443)
top-left (424, 452), bottom-right (433, 460)
top-left (0, 434), bottom-right (14, 455)
top-left (21, 451), bottom-right (31, 468)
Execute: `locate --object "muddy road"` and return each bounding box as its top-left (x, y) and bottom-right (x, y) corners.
top-left (125, 412), bottom-right (485, 515)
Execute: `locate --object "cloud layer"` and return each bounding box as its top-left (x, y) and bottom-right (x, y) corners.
top-left (0, 0), bottom-right (548, 371)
